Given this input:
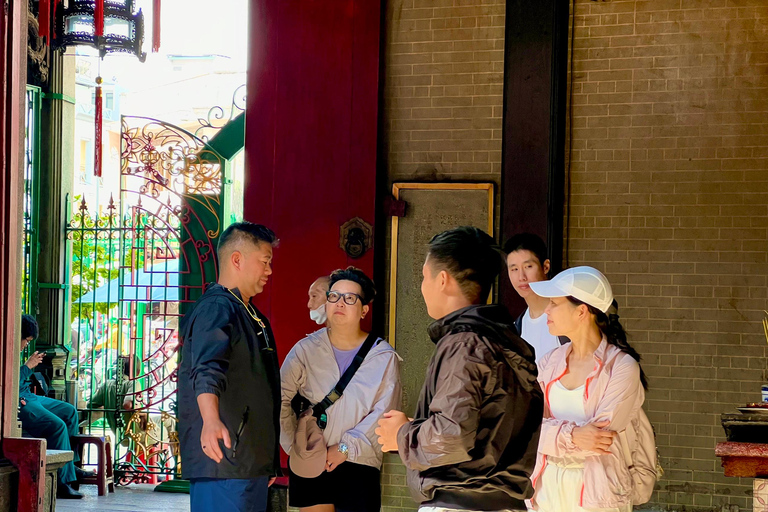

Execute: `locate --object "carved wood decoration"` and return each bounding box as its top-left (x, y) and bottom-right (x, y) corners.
top-left (28, 0), bottom-right (50, 87)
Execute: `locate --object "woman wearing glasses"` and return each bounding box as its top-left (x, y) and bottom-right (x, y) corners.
top-left (280, 267), bottom-right (401, 512)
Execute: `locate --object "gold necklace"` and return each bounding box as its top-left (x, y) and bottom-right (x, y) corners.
top-left (228, 289), bottom-right (266, 329)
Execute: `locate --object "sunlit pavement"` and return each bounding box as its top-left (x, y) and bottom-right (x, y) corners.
top-left (56, 484), bottom-right (189, 512)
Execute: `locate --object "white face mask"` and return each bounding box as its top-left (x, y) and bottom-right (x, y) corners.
top-left (309, 303), bottom-right (327, 325)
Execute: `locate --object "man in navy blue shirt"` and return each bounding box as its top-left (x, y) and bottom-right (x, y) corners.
top-left (178, 222), bottom-right (282, 512)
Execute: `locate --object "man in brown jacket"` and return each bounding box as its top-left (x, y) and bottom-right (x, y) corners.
top-left (376, 227), bottom-right (543, 512)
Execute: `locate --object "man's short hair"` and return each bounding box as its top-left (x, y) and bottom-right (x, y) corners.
top-left (21, 314), bottom-right (39, 340)
top-left (329, 267), bottom-right (376, 305)
top-left (427, 226), bottom-right (502, 304)
top-left (217, 222), bottom-right (279, 259)
top-left (502, 233), bottom-right (548, 266)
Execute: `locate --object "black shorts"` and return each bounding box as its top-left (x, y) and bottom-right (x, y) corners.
top-left (287, 460), bottom-right (381, 512)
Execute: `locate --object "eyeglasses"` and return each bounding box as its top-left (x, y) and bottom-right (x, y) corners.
top-left (326, 291), bottom-right (363, 306)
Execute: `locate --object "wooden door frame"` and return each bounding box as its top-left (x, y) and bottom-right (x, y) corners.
top-left (499, 0), bottom-right (570, 315)
top-left (1, 0), bottom-right (28, 440)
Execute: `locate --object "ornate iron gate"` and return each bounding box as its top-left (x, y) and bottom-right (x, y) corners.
top-left (68, 116), bottom-right (227, 484)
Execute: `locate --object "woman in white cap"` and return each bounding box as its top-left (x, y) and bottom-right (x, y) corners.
top-left (526, 266), bottom-right (656, 512)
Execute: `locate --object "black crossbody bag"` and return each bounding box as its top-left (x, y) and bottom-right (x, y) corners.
top-left (291, 332), bottom-right (377, 429)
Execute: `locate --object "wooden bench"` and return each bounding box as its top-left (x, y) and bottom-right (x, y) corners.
top-left (44, 450), bottom-right (75, 510)
top-left (5, 437), bottom-right (74, 512)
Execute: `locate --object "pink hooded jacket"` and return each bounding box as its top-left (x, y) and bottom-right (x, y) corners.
top-left (529, 337), bottom-right (646, 509)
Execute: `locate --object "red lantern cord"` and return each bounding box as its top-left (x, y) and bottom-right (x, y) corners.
top-left (94, 76), bottom-right (103, 178)
top-left (51, 0), bottom-right (58, 40)
top-left (95, 0), bottom-right (104, 37)
top-left (39, 0), bottom-right (50, 41)
top-left (152, 0), bottom-right (161, 52)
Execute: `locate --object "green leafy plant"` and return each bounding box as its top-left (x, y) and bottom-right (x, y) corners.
top-left (70, 235), bottom-right (121, 322)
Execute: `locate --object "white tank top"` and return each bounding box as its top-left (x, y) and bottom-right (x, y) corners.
top-left (549, 380), bottom-right (588, 424)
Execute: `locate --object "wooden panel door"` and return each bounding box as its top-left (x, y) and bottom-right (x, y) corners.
top-left (245, 0), bottom-right (381, 361)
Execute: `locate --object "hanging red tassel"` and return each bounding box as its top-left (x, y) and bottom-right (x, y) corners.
top-left (95, 0), bottom-right (104, 37)
top-left (51, 0), bottom-right (58, 40)
top-left (94, 76), bottom-right (103, 178)
top-left (152, 0), bottom-right (161, 52)
top-left (39, 0), bottom-right (50, 42)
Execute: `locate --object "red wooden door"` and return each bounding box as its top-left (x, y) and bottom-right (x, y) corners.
top-left (245, 0), bottom-right (380, 361)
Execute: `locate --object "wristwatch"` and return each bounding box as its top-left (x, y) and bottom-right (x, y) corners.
top-left (338, 443), bottom-right (349, 458)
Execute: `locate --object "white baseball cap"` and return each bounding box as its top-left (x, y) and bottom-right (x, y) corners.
top-left (529, 266), bottom-right (614, 313)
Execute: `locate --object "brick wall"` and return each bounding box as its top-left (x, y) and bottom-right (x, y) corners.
top-left (383, 0), bottom-right (505, 188)
top-left (382, 0), bottom-right (768, 510)
top-left (381, 1), bottom-right (506, 511)
top-left (567, 0), bottom-right (768, 510)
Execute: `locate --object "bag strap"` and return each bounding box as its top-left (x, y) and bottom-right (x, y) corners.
top-left (312, 332), bottom-right (378, 426)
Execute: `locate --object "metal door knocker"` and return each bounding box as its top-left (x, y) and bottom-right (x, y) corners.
top-left (340, 218), bottom-right (373, 259)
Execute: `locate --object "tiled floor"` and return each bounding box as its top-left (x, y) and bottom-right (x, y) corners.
top-left (56, 484), bottom-right (189, 512)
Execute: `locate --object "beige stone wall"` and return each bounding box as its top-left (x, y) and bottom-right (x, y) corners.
top-left (567, 0), bottom-right (768, 509)
top-left (381, 1), bottom-right (506, 511)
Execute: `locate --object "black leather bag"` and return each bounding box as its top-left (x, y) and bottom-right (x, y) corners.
top-left (30, 371), bottom-right (50, 396)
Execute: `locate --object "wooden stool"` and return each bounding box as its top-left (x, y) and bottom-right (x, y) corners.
top-left (71, 434), bottom-right (115, 496)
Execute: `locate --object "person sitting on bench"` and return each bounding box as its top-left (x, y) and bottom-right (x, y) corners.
top-left (87, 355), bottom-right (135, 437)
top-left (18, 314), bottom-right (95, 499)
